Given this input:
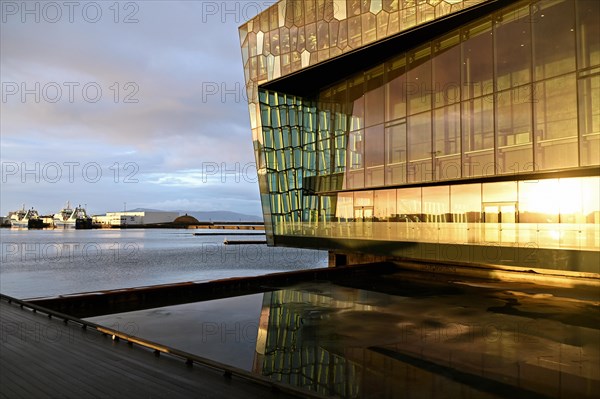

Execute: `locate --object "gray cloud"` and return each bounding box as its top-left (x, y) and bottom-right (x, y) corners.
top-left (1, 1), bottom-right (271, 216)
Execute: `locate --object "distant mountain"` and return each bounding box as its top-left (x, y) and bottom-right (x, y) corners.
top-left (128, 208), bottom-right (263, 222)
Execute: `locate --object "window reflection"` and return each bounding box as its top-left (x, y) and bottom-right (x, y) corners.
top-left (519, 180), bottom-right (560, 223)
top-left (422, 186), bottom-right (449, 222)
top-left (385, 122), bottom-right (407, 185)
top-left (374, 189), bottom-right (396, 221)
top-left (354, 191), bottom-right (374, 220)
top-left (535, 74), bottom-right (578, 170)
top-left (533, 0), bottom-right (576, 80)
top-left (451, 184), bottom-right (481, 223)
top-left (397, 187), bottom-right (421, 222)
top-left (495, 4), bottom-right (531, 91)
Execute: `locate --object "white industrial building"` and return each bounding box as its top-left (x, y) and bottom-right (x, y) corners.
top-left (93, 211), bottom-right (179, 227)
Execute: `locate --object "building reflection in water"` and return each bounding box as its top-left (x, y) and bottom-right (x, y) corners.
top-left (253, 280), bottom-right (599, 398)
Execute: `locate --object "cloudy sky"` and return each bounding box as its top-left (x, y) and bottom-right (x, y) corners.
top-left (1, 0), bottom-right (274, 216)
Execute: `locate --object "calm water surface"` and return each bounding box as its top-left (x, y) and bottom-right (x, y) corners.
top-left (0, 228), bottom-right (326, 299)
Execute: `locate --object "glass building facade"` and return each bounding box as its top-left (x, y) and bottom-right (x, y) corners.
top-left (240, 0), bottom-right (600, 273)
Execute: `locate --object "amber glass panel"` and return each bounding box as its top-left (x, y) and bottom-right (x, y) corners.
top-left (365, 124), bottom-right (385, 187)
top-left (336, 192), bottom-right (354, 220)
top-left (407, 44), bottom-right (432, 115)
top-left (496, 86), bottom-right (533, 174)
top-left (533, 0), bottom-right (576, 80)
top-left (408, 111), bottom-right (432, 161)
top-left (348, 130), bottom-right (363, 170)
top-left (317, 21), bottom-right (329, 50)
top-left (462, 95), bottom-right (494, 177)
top-left (365, 125), bottom-right (385, 168)
top-left (408, 111), bottom-right (432, 182)
top-left (365, 66), bottom-right (385, 127)
top-left (535, 73), bottom-right (578, 170)
top-left (385, 55), bottom-right (407, 121)
top-left (461, 18), bottom-right (493, 100)
top-left (518, 179), bottom-right (560, 223)
top-left (350, 96), bottom-right (364, 131)
top-left (354, 191), bottom-right (374, 220)
top-left (433, 104), bottom-right (461, 180)
top-left (582, 177), bottom-right (600, 223)
top-left (433, 30), bottom-right (461, 107)
top-left (348, 15), bottom-right (362, 48)
top-left (397, 187), bottom-right (422, 221)
top-left (374, 189), bottom-right (397, 221)
top-left (577, 0), bottom-right (600, 69)
top-left (451, 184), bottom-right (482, 223)
top-left (385, 122), bottom-right (406, 185)
top-left (579, 75), bottom-right (600, 166)
top-left (482, 181), bottom-right (518, 203)
top-left (422, 186), bottom-right (450, 222)
top-left (495, 4), bottom-right (532, 91)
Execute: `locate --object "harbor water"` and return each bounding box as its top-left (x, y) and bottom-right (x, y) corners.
top-left (0, 228), bottom-right (327, 299)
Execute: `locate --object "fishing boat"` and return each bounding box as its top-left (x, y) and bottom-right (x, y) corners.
top-left (53, 202), bottom-right (93, 229)
top-left (9, 206), bottom-right (44, 229)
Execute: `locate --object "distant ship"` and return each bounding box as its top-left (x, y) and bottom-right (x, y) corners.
top-left (53, 202), bottom-right (93, 229)
top-left (9, 206), bottom-right (44, 229)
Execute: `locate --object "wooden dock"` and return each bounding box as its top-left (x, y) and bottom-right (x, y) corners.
top-left (0, 295), bottom-right (317, 399)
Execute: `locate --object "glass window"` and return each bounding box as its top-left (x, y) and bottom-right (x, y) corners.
top-left (577, 0), bottom-right (600, 69)
top-left (462, 95), bottom-right (495, 177)
top-left (579, 75), bottom-right (600, 166)
top-left (518, 179), bottom-right (560, 223)
top-left (407, 44), bottom-right (432, 115)
top-left (365, 66), bottom-right (385, 126)
top-left (461, 18), bottom-right (493, 100)
top-left (350, 96), bottom-right (364, 131)
top-left (348, 130), bottom-right (363, 170)
top-left (335, 192), bottom-right (354, 221)
top-left (386, 122), bottom-right (406, 165)
top-left (422, 186), bottom-right (450, 222)
top-left (434, 104), bottom-right (461, 180)
top-left (451, 184), bottom-right (482, 223)
top-left (397, 187), bottom-right (422, 221)
top-left (346, 129), bottom-right (364, 189)
top-left (581, 176), bottom-right (600, 223)
top-left (354, 191), bottom-right (374, 220)
top-left (408, 111), bottom-right (432, 183)
top-left (385, 55), bottom-right (407, 121)
top-left (482, 181), bottom-right (517, 203)
top-left (496, 86), bottom-right (533, 174)
top-left (535, 73), bottom-right (578, 170)
top-left (433, 30), bottom-right (461, 107)
top-left (533, 0), bottom-right (576, 80)
top-left (365, 125), bottom-right (384, 168)
top-left (365, 124), bottom-right (385, 187)
top-left (385, 122), bottom-right (406, 185)
top-left (408, 111), bottom-right (432, 161)
top-left (494, 4), bottom-right (532, 91)
top-left (557, 178), bottom-right (583, 223)
top-left (374, 189), bottom-right (397, 221)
